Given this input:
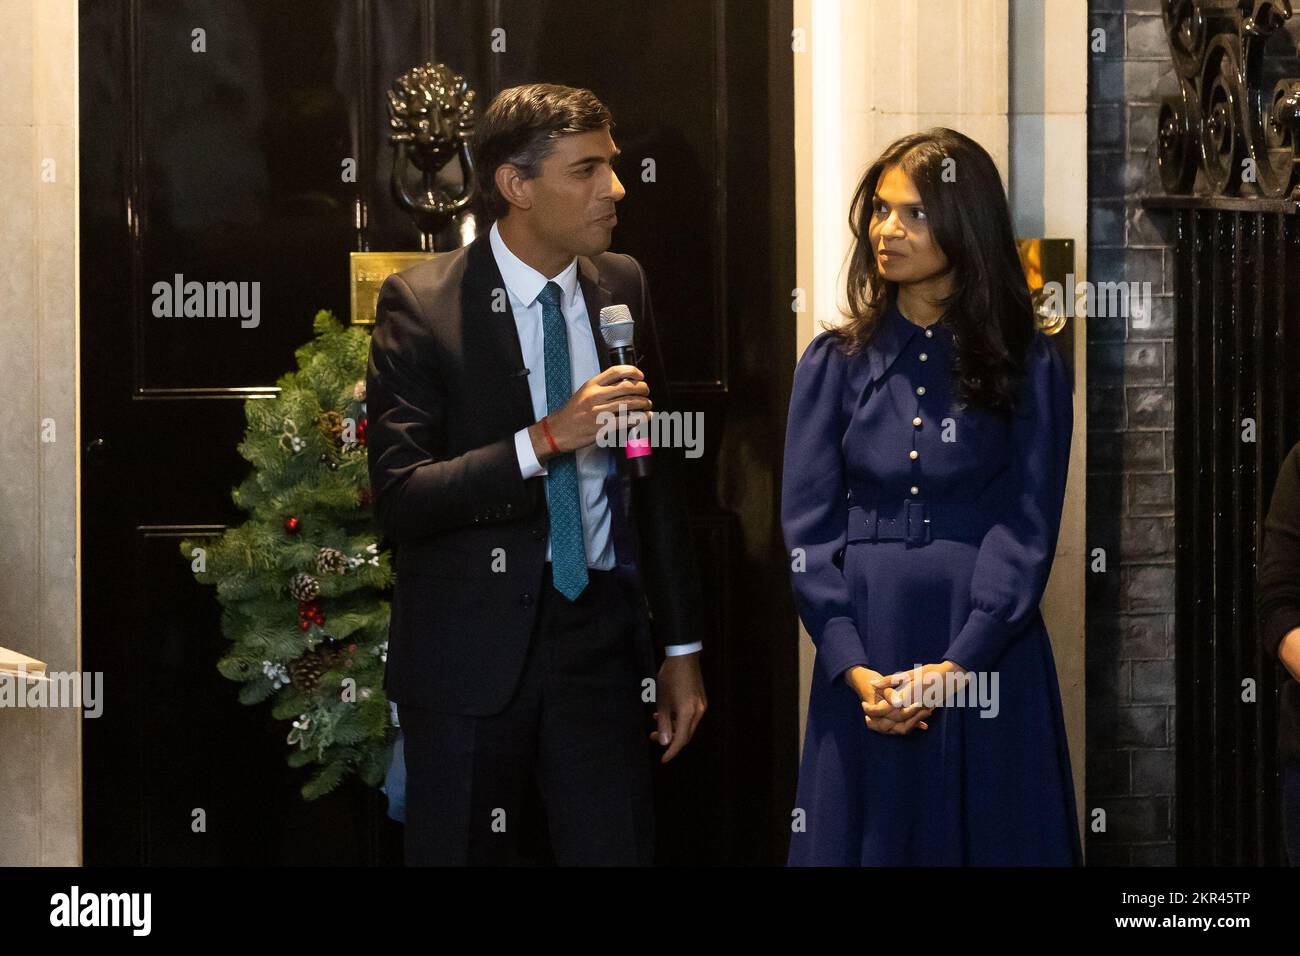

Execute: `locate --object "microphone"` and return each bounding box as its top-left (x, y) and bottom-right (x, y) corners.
top-left (599, 304), bottom-right (652, 478)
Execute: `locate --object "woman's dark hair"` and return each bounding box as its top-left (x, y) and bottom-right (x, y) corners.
top-left (830, 127), bottom-right (1035, 413)
top-left (471, 83), bottom-right (614, 223)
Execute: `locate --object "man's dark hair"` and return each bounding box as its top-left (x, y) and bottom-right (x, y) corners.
top-left (471, 83), bottom-right (614, 222)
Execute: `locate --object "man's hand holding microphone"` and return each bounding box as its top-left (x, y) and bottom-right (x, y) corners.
top-left (527, 365), bottom-right (651, 463)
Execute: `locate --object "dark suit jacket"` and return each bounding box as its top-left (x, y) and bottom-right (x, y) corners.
top-left (366, 230), bottom-right (703, 715)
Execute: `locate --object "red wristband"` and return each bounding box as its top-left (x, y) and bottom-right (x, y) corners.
top-left (540, 416), bottom-right (560, 454)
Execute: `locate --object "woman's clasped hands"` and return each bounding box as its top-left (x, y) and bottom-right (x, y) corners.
top-left (845, 661), bottom-right (970, 736)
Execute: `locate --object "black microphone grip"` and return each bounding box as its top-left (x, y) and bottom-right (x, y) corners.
top-left (606, 345), bottom-right (652, 478)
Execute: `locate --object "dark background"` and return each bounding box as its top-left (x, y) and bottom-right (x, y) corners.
top-left (79, 0), bottom-right (797, 864)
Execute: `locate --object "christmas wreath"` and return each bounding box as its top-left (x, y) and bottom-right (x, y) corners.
top-left (180, 310), bottom-right (394, 799)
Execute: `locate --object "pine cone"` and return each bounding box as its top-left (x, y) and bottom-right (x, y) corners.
top-left (319, 410), bottom-right (345, 446)
top-left (289, 572), bottom-right (320, 601)
top-left (288, 650), bottom-right (325, 691)
top-left (314, 547), bottom-right (348, 575)
top-left (289, 645), bottom-right (349, 692)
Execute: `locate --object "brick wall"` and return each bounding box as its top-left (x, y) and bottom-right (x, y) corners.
top-left (1086, 0), bottom-right (1178, 865)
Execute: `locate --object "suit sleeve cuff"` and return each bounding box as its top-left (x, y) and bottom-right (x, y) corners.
top-left (514, 427), bottom-right (547, 479)
top-left (664, 642), bottom-right (703, 656)
top-left (942, 607), bottom-right (1010, 675)
top-left (816, 616), bottom-right (869, 686)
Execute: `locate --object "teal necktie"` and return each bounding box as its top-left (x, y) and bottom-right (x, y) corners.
top-left (537, 282), bottom-right (588, 600)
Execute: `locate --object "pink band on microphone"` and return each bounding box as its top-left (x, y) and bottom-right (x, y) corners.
top-left (625, 437), bottom-right (653, 459)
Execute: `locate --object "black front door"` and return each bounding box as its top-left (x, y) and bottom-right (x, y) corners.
top-left (80, 0), bottom-right (796, 865)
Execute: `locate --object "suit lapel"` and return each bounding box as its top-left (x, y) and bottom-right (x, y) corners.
top-left (577, 255), bottom-right (615, 372)
top-left (461, 232), bottom-right (535, 429)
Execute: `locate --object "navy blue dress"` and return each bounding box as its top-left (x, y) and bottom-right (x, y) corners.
top-left (782, 302), bottom-right (1082, 866)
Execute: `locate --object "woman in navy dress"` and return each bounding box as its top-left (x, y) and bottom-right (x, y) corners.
top-left (782, 128), bottom-right (1082, 866)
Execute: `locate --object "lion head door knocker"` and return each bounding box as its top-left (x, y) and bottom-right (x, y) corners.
top-left (387, 63), bottom-right (478, 240)
top-left (1158, 0), bottom-right (1300, 198)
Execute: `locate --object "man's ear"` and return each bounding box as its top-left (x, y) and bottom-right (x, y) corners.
top-left (495, 164), bottom-right (533, 213)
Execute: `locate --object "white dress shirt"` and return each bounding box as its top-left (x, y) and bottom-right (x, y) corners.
top-left (490, 221), bottom-right (701, 656)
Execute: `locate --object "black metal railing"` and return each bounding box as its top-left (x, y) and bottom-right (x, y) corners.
top-left (1147, 0), bottom-right (1300, 864)
top-left (1144, 195), bottom-right (1300, 865)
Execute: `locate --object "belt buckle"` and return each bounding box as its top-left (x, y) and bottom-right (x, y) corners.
top-left (904, 499), bottom-right (930, 545)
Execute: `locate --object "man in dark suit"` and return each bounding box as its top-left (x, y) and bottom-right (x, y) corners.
top-left (366, 83), bottom-right (706, 865)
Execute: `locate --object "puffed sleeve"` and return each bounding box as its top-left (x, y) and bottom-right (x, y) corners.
top-left (942, 331), bottom-right (1073, 674)
top-left (781, 332), bottom-right (869, 686)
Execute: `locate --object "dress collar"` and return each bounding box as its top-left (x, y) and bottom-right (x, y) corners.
top-left (866, 301), bottom-right (921, 385)
top-left (860, 301), bottom-right (954, 393)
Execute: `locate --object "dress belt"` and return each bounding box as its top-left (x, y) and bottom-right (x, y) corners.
top-left (846, 499), bottom-right (994, 546)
